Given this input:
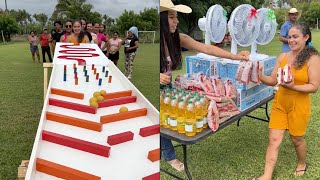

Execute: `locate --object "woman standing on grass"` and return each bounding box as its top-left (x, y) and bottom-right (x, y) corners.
top-left (108, 31), bottom-right (122, 66)
top-left (254, 23), bottom-right (320, 180)
top-left (28, 31), bottom-right (40, 63)
top-left (66, 20), bottom-right (89, 45)
top-left (159, 0), bottom-right (250, 172)
top-left (123, 26), bottom-right (139, 79)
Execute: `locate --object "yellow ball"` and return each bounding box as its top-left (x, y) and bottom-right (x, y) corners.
top-left (89, 97), bottom-right (97, 103)
top-left (119, 106), bottom-right (128, 113)
top-left (100, 90), bottom-right (107, 95)
top-left (93, 91), bottom-right (101, 98)
top-left (97, 95), bottom-right (104, 102)
top-left (90, 101), bottom-right (99, 108)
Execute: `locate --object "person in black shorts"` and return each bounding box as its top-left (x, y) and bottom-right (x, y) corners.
top-left (108, 31), bottom-right (122, 66)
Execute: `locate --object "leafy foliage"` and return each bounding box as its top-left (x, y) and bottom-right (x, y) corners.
top-left (0, 12), bottom-right (19, 41)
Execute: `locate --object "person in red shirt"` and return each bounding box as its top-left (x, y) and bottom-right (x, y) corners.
top-left (39, 28), bottom-right (53, 63)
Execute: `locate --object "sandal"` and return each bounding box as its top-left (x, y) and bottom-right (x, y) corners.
top-left (294, 164), bottom-right (307, 176)
top-left (168, 159), bottom-right (184, 172)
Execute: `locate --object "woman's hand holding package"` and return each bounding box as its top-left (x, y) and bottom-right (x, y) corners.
top-left (235, 51), bottom-right (250, 61)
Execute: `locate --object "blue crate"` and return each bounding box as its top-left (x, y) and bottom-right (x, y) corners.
top-left (236, 91), bottom-right (260, 111)
top-left (262, 56), bottom-right (277, 70)
top-left (259, 86), bottom-right (274, 100)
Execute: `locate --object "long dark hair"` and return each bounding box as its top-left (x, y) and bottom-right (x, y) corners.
top-left (291, 23), bottom-right (319, 69)
top-left (73, 20), bottom-right (85, 43)
top-left (160, 11), bottom-right (182, 73)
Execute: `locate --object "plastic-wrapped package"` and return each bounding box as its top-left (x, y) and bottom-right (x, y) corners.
top-left (251, 60), bottom-right (260, 83)
top-left (207, 100), bottom-right (219, 131)
top-left (277, 67), bottom-right (283, 85)
top-left (241, 61), bottom-right (253, 84)
top-left (224, 79), bottom-right (237, 99)
top-left (283, 64), bottom-right (293, 83)
top-left (211, 77), bottom-right (226, 97)
top-left (235, 61), bottom-right (246, 81)
top-left (199, 75), bottom-right (214, 93)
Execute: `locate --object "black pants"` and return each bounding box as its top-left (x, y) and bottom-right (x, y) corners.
top-left (41, 46), bottom-right (52, 63)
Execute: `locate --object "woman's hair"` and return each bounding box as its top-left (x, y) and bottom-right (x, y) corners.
top-left (160, 11), bottom-right (182, 73)
top-left (291, 23), bottom-right (319, 69)
top-left (29, 31), bottom-right (35, 35)
top-left (113, 31), bottom-right (119, 35)
top-left (73, 20), bottom-right (85, 43)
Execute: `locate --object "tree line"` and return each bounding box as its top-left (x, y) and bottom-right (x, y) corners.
top-left (0, 0), bottom-right (159, 42)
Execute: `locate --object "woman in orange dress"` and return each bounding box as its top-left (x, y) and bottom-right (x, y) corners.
top-left (255, 23), bottom-right (320, 179)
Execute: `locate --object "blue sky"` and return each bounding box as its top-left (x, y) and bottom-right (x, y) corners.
top-left (0, 0), bottom-right (159, 18)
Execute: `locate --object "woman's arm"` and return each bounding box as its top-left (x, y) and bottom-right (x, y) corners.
top-left (259, 53), bottom-right (285, 86)
top-left (101, 40), bottom-right (108, 50)
top-left (128, 41), bottom-right (139, 51)
top-left (282, 55), bottom-right (320, 93)
top-left (179, 33), bottom-right (249, 61)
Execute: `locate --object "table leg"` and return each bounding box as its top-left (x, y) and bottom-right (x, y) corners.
top-left (265, 102), bottom-right (270, 121)
top-left (183, 145), bottom-right (192, 180)
top-left (44, 67), bottom-right (48, 100)
top-left (237, 118), bottom-right (242, 127)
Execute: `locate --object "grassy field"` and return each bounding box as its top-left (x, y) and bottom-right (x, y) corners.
top-left (0, 42), bottom-right (159, 179)
top-left (160, 32), bottom-right (320, 179)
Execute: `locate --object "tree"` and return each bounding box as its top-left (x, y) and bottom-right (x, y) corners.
top-left (0, 13), bottom-right (19, 41)
top-left (138, 8), bottom-right (159, 31)
top-left (33, 13), bottom-right (48, 27)
top-left (51, 0), bottom-right (102, 23)
top-left (102, 14), bottom-right (113, 33)
top-left (8, 9), bottom-right (31, 34)
top-left (114, 10), bottom-right (139, 36)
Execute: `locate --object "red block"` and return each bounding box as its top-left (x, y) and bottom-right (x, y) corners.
top-left (148, 148), bottom-right (160, 162)
top-left (42, 130), bottom-right (110, 157)
top-left (98, 96), bottom-right (137, 108)
top-left (107, 131), bottom-right (134, 146)
top-left (142, 172), bottom-right (160, 180)
top-left (96, 73), bottom-right (99, 80)
top-left (139, 124), bottom-right (160, 137)
top-left (49, 98), bottom-right (97, 114)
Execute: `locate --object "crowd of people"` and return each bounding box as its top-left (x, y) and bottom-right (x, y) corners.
top-left (27, 18), bottom-right (139, 79)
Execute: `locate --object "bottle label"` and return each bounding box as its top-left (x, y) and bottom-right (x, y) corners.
top-left (167, 117), bottom-right (172, 125)
top-left (185, 124), bottom-right (193, 132)
top-left (171, 119), bottom-right (177, 127)
top-left (196, 120), bottom-right (204, 128)
top-left (203, 117), bottom-right (207, 124)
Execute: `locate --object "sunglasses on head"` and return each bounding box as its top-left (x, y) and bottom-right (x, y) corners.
top-left (66, 25), bottom-right (72, 28)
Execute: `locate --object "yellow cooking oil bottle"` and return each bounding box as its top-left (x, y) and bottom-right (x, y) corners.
top-left (194, 98), bottom-right (204, 132)
top-left (185, 100), bottom-right (196, 136)
top-left (177, 98), bottom-right (186, 134)
top-left (169, 96), bottom-right (178, 131)
top-left (200, 95), bottom-right (208, 128)
top-left (162, 93), bottom-right (171, 128)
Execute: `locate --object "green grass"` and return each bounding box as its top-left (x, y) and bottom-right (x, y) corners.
top-left (161, 32), bottom-right (320, 179)
top-left (0, 42), bottom-right (159, 180)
